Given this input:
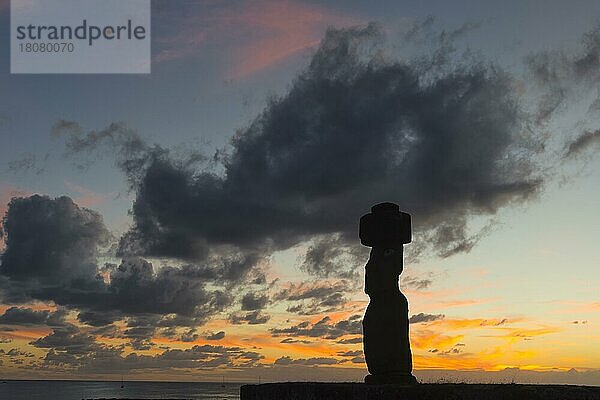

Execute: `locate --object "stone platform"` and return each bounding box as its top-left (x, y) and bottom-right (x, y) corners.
top-left (240, 382), bottom-right (600, 400)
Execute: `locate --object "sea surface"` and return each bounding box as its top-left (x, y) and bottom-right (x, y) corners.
top-left (0, 380), bottom-right (244, 399)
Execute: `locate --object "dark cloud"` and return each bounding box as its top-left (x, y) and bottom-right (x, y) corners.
top-left (280, 338), bottom-right (312, 344)
top-left (526, 24), bottom-right (600, 125)
top-left (349, 356), bottom-right (365, 364)
top-left (274, 281), bottom-right (349, 302)
top-left (249, 272), bottom-right (267, 285)
top-left (272, 356), bottom-right (292, 365)
top-left (439, 347), bottom-right (462, 355)
top-left (337, 337), bottom-right (362, 344)
top-left (564, 130), bottom-right (600, 159)
top-left (91, 324), bottom-right (120, 338)
top-left (285, 293), bottom-right (346, 316)
top-left (52, 120), bottom-right (156, 180)
top-left (0, 307), bottom-right (66, 326)
top-left (0, 196), bottom-right (237, 328)
top-left (274, 280), bottom-right (351, 315)
top-left (6, 153), bottom-right (46, 175)
top-left (57, 23), bottom-right (545, 264)
top-left (301, 236), bottom-right (366, 279)
top-left (402, 16), bottom-right (484, 45)
top-left (147, 344), bottom-right (264, 368)
top-left (409, 313), bottom-right (445, 324)
top-left (527, 25), bottom-right (600, 87)
top-left (229, 310), bottom-right (270, 325)
top-left (77, 311), bottom-right (120, 327)
top-left (401, 275), bottom-right (434, 290)
top-left (3, 348), bottom-right (34, 357)
top-left (274, 356), bottom-right (340, 366)
top-left (271, 315), bottom-right (362, 340)
top-left (337, 350), bottom-right (362, 357)
top-left (205, 331), bottom-right (226, 340)
top-left (123, 316), bottom-right (159, 350)
top-left (29, 323), bottom-right (263, 372)
top-left (31, 324), bottom-right (99, 355)
top-left (240, 292), bottom-right (269, 311)
top-left (2, 258), bottom-right (233, 328)
top-left (107, 258), bottom-right (233, 319)
top-left (0, 195), bottom-right (110, 284)
top-left (179, 328), bottom-right (199, 343)
top-left (50, 121), bottom-right (218, 261)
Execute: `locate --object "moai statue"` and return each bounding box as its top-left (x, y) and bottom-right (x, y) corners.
top-left (360, 202), bottom-right (417, 385)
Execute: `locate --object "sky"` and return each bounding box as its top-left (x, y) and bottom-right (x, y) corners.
top-left (0, 0), bottom-right (599, 385)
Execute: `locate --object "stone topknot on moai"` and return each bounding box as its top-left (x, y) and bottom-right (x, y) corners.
top-left (359, 202), bottom-right (417, 385)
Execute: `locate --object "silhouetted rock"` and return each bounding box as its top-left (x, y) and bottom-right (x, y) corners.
top-left (360, 202), bottom-right (416, 384)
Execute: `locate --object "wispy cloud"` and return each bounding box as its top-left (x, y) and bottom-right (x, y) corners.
top-left (564, 129), bottom-right (600, 159)
top-left (489, 326), bottom-right (560, 344)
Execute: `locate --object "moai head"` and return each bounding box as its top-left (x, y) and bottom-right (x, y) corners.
top-left (359, 202), bottom-right (411, 249)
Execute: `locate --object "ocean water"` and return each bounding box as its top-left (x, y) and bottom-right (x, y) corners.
top-left (0, 380), bottom-right (244, 400)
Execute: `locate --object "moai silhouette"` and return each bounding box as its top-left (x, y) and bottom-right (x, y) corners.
top-left (360, 202), bottom-right (417, 384)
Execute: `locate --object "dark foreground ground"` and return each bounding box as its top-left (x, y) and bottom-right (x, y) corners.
top-left (240, 382), bottom-right (600, 400)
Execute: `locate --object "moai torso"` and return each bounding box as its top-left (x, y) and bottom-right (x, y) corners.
top-left (364, 247), bottom-right (403, 297)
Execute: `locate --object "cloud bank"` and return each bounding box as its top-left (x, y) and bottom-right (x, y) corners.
top-left (54, 23), bottom-right (548, 265)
